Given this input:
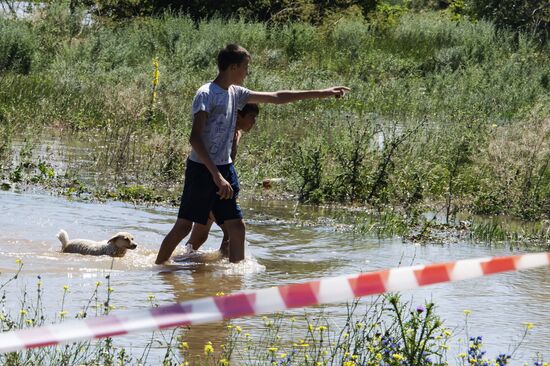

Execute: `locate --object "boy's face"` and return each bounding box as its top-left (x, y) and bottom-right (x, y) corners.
top-left (236, 112), bottom-right (257, 132)
top-left (231, 57), bottom-right (250, 85)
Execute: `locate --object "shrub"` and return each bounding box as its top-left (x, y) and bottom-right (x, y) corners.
top-left (466, 0), bottom-right (550, 43)
top-left (0, 20), bottom-right (35, 74)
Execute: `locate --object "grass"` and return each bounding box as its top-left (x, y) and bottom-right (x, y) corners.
top-left (0, 262), bottom-right (545, 366)
top-left (0, 4), bottom-right (548, 230)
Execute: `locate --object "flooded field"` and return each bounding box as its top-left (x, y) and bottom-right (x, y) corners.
top-left (0, 189), bottom-right (549, 364)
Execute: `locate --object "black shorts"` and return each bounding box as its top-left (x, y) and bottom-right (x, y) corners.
top-left (177, 159), bottom-right (242, 225)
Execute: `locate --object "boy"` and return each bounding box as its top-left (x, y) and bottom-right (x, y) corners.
top-left (155, 44), bottom-right (349, 264)
top-left (185, 103), bottom-right (259, 257)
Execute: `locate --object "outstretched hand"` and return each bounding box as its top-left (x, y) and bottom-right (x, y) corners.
top-left (325, 86), bottom-right (351, 98)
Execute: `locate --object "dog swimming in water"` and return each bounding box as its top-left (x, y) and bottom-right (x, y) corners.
top-left (57, 230), bottom-right (138, 257)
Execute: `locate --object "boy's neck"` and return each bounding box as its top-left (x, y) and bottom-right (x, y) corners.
top-left (213, 73), bottom-right (232, 90)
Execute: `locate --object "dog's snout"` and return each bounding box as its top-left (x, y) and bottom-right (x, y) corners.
top-left (129, 244), bottom-right (138, 249)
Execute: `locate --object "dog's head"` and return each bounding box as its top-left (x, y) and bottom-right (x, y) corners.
top-left (108, 232), bottom-right (138, 250)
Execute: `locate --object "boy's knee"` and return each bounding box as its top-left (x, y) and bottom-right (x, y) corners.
top-left (225, 218), bottom-right (245, 231)
top-left (173, 218), bottom-right (192, 234)
top-left (178, 218), bottom-right (193, 230)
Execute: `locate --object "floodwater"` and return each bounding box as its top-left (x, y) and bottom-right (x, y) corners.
top-left (0, 189), bottom-right (549, 364)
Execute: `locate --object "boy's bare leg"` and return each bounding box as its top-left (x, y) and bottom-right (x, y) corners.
top-left (218, 223), bottom-right (229, 257)
top-left (155, 218), bottom-right (193, 264)
top-left (187, 219), bottom-right (214, 251)
top-left (223, 219), bottom-right (245, 263)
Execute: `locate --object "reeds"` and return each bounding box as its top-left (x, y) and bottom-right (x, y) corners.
top-left (0, 4), bottom-right (548, 222)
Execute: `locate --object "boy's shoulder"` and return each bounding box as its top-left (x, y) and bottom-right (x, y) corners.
top-left (195, 82), bottom-right (249, 96)
top-left (196, 81), bottom-right (216, 94)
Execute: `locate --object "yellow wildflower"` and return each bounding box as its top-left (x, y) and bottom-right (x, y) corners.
top-left (181, 342), bottom-right (189, 350)
top-left (523, 322), bottom-right (535, 330)
top-left (204, 341), bottom-right (214, 355)
top-left (463, 309), bottom-right (471, 315)
top-left (392, 353), bottom-right (404, 362)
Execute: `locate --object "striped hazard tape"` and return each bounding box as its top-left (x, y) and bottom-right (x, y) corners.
top-left (0, 252), bottom-right (549, 353)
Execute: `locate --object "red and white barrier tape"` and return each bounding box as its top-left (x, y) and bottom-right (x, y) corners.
top-left (1, 252), bottom-right (549, 353)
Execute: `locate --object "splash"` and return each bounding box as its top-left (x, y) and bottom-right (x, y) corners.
top-left (170, 244), bottom-right (266, 275)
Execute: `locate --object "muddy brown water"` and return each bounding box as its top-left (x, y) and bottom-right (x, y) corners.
top-left (2, 132), bottom-right (550, 363)
top-left (1, 189), bottom-right (549, 364)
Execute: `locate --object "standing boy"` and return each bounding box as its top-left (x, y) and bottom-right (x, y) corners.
top-left (185, 103), bottom-right (260, 257)
top-left (155, 44), bottom-right (349, 264)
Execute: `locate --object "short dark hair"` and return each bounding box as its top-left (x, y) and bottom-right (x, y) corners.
top-left (238, 103), bottom-right (259, 116)
top-left (217, 44), bottom-right (250, 71)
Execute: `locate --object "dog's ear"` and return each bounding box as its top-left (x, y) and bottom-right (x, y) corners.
top-left (108, 234), bottom-right (125, 244)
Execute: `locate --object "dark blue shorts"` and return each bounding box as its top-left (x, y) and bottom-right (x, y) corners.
top-left (178, 159), bottom-right (242, 225)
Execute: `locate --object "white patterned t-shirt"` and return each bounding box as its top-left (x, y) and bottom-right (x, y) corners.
top-left (188, 82), bottom-right (250, 165)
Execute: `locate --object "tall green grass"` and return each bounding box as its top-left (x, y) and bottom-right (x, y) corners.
top-left (0, 4), bottom-right (548, 222)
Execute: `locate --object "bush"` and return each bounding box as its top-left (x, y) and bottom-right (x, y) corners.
top-left (0, 20), bottom-right (35, 74)
top-left (466, 0), bottom-right (550, 43)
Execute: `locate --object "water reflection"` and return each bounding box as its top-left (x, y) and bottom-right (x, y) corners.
top-left (158, 268), bottom-right (243, 358)
top-left (0, 190), bottom-right (549, 363)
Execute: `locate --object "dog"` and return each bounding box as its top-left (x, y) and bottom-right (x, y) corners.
top-left (57, 230), bottom-right (138, 257)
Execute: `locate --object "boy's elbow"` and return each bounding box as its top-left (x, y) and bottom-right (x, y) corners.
top-left (189, 132), bottom-right (199, 145)
top-left (273, 92), bottom-right (288, 104)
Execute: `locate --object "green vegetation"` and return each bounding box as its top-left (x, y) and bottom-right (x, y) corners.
top-left (0, 265), bottom-right (540, 365)
top-left (0, 1), bottom-right (548, 231)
